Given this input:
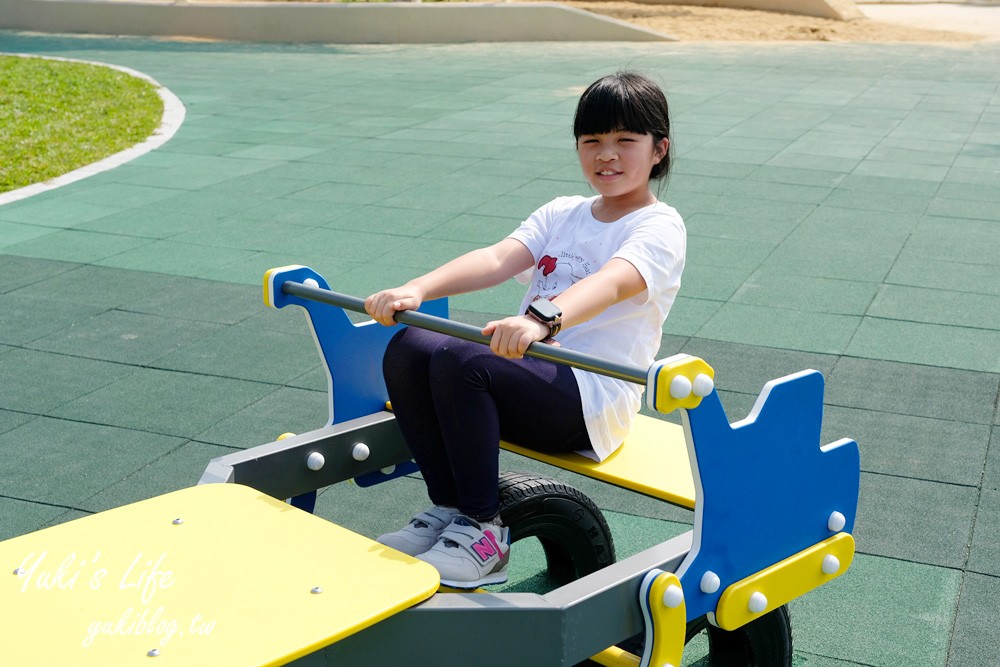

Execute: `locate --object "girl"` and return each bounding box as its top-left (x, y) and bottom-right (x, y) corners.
top-left (365, 71), bottom-right (686, 588)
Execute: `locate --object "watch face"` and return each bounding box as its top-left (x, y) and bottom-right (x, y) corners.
top-left (530, 298), bottom-right (561, 322)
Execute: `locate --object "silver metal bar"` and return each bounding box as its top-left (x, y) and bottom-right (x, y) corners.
top-left (281, 281), bottom-right (649, 385)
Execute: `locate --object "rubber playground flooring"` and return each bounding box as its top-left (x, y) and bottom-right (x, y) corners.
top-left (1, 31), bottom-right (998, 666)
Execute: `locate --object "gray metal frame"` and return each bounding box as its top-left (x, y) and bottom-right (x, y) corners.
top-left (199, 411), bottom-right (694, 666)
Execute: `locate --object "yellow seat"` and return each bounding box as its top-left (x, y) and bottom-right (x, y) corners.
top-left (501, 413), bottom-right (695, 509)
top-left (0, 484), bottom-right (439, 666)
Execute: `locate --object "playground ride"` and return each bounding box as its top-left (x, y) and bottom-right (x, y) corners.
top-left (0, 264), bottom-right (860, 667)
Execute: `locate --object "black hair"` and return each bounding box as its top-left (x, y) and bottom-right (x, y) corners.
top-left (573, 70), bottom-right (673, 180)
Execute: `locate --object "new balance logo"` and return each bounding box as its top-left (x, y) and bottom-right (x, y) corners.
top-left (471, 530), bottom-right (503, 563)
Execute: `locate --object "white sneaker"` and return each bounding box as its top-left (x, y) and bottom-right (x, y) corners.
top-left (376, 506), bottom-right (460, 556)
top-left (417, 515), bottom-right (510, 588)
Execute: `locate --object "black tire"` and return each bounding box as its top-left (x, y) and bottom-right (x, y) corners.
top-left (498, 471), bottom-right (615, 584)
top-left (612, 606), bottom-right (793, 666)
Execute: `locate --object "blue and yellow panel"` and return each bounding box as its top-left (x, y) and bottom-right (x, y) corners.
top-left (0, 484), bottom-right (439, 666)
top-left (501, 413), bottom-right (696, 508)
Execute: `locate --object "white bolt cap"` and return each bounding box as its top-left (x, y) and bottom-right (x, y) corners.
top-left (352, 443), bottom-right (370, 461)
top-left (692, 374), bottom-right (714, 397)
top-left (662, 584), bottom-right (684, 608)
top-left (748, 592), bottom-right (768, 613)
top-left (303, 278), bottom-right (319, 288)
top-left (822, 554), bottom-right (841, 575)
top-left (828, 511), bottom-right (846, 532)
top-left (380, 465), bottom-right (396, 475)
top-left (700, 571), bottom-right (721, 594)
top-left (306, 452), bottom-right (325, 471)
top-left (669, 375), bottom-right (693, 399)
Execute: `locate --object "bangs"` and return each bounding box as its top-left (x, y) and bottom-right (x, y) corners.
top-left (573, 74), bottom-right (662, 139)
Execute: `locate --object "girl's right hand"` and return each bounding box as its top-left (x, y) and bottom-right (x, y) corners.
top-left (365, 286), bottom-right (424, 326)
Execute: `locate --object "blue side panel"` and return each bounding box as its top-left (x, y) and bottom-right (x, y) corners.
top-left (268, 265), bottom-right (447, 426)
top-left (676, 370), bottom-right (860, 621)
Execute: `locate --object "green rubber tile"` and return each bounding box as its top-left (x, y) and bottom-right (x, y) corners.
top-left (828, 357), bottom-right (998, 424)
top-left (766, 152), bottom-right (860, 174)
top-left (0, 408), bottom-right (33, 437)
top-left (746, 165), bottom-right (846, 189)
top-left (62, 183), bottom-right (184, 208)
top-left (0, 348), bottom-right (134, 414)
top-left (0, 497), bottom-right (72, 542)
top-left (847, 318), bottom-right (1000, 374)
top-left (118, 276), bottom-right (260, 325)
top-left (936, 181), bottom-right (1000, 204)
top-left (679, 263), bottom-right (753, 301)
top-left (732, 271), bottom-right (877, 316)
top-left (887, 254), bottom-right (1000, 298)
top-left (683, 212), bottom-right (798, 245)
top-left (821, 188), bottom-right (932, 215)
top-left (377, 237), bottom-right (482, 272)
top-left (28, 309), bottom-right (223, 366)
top-left (204, 173), bottom-right (316, 200)
top-left (193, 386), bottom-right (327, 448)
top-left (927, 197), bottom-right (1000, 222)
top-left (664, 297), bottom-right (723, 338)
top-left (823, 406), bottom-right (989, 486)
top-left (904, 216), bottom-right (1000, 267)
top-left (687, 235), bottom-right (775, 272)
top-left (272, 227), bottom-right (410, 265)
top-left (323, 205), bottom-right (458, 237)
top-left (986, 430), bottom-right (1000, 491)
top-left (0, 416), bottom-right (185, 506)
top-left (855, 472), bottom-right (977, 569)
top-left (681, 337), bottom-right (836, 396)
top-left (0, 294), bottom-right (105, 346)
top-left (967, 489), bottom-right (1000, 577)
top-left (313, 473), bottom-right (435, 542)
top-left (790, 553), bottom-right (959, 667)
top-left (696, 302), bottom-right (860, 355)
top-left (49, 368), bottom-right (274, 439)
top-left (868, 285), bottom-right (1000, 331)
top-left (95, 240), bottom-right (259, 278)
top-left (0, 255), bottom-right (79, 294)
top-left (152, 323), bottom-right (317, 385)
top-left (425, 213), bottom-right (517, 245)
top-left (0, 222), bottom-right (52, 249)
top-left (0, 197), bottom-right (123, 228)
top-left (223, 144), bottom-right (328, 161)
top-left (867, 145), bottom-right (957, 167)
top-left (74, 207), bottom-right (217, 239)
top-left (2, 229), bottom-right (151, 264)
top-left (287, 182), bottom-right (401, 207)
top-left (238, 197), bottom-right (360, 227)
top-left (949, 573), bottom-right (1000, 667)
top-left (9, 265), bottom-right (181, 309)
top-left (79, 440), bottom-right (232, 513)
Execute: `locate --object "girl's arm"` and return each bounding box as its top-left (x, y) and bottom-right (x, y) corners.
top-left (365, 238), bottom-right (535, 325)
top-left (485, 257), bottom-right (647, 358)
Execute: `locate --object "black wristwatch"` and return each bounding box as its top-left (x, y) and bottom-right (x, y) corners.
top-left (526, 298), bottom-right (562, 338)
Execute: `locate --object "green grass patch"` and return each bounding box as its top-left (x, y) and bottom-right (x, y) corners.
top-left (0, 55), bottom-right (163, 193)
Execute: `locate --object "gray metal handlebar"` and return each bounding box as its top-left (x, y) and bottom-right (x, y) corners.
top-left (281, 281), bottom-right (649, 386)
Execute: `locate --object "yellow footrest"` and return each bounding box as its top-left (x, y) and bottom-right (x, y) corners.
top-left (502, 413), bottom-right (695, 508)
top-left (0, 484), bottom-right (439, 666)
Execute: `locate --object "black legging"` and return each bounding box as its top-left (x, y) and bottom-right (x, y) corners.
top-left (383, 326), bottom-right (591, 521)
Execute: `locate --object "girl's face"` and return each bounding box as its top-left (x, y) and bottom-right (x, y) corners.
top-left (576, 130), bottom-right (668, 203)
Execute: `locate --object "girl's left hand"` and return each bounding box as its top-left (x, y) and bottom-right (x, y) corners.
top-left (482, 315), bottom-right (555, 359)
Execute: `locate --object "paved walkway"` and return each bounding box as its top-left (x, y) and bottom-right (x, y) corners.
top-left (1, 30), bottom-right (998, 666)
top-left (859, 1), bottom-right (1000, 39)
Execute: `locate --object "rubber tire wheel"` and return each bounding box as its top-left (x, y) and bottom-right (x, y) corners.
top-left (610, 605), bottom-right (793, 666)
top-left (498, 471), bottom-right (616, 584)
top-left (688, 605), bottom-right (793, 666)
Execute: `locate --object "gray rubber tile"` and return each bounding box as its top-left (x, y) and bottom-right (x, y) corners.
top-left (855, 472), bottom-right (977, 569)
top-left (823, 405), bottom-right (990, 487)
top-left (791, 553), bottom-right (960, 667)
top-left (10, 264), bottom-right (182, 310)
top-left (0, 255), bottom-right (79, 294)
top-left (949, 573), bottom-right (1000, 667)
top-left (827, 357), bottom-right (999, 425)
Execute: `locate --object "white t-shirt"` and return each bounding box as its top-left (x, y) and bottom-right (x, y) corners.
top-left (508, 195), bottom-right (686, 461)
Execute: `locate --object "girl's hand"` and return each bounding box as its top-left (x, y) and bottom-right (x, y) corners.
top-left (365, 286), bottom-right (424, 326)
top-left (482, 315), bottom-right (553, 359)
